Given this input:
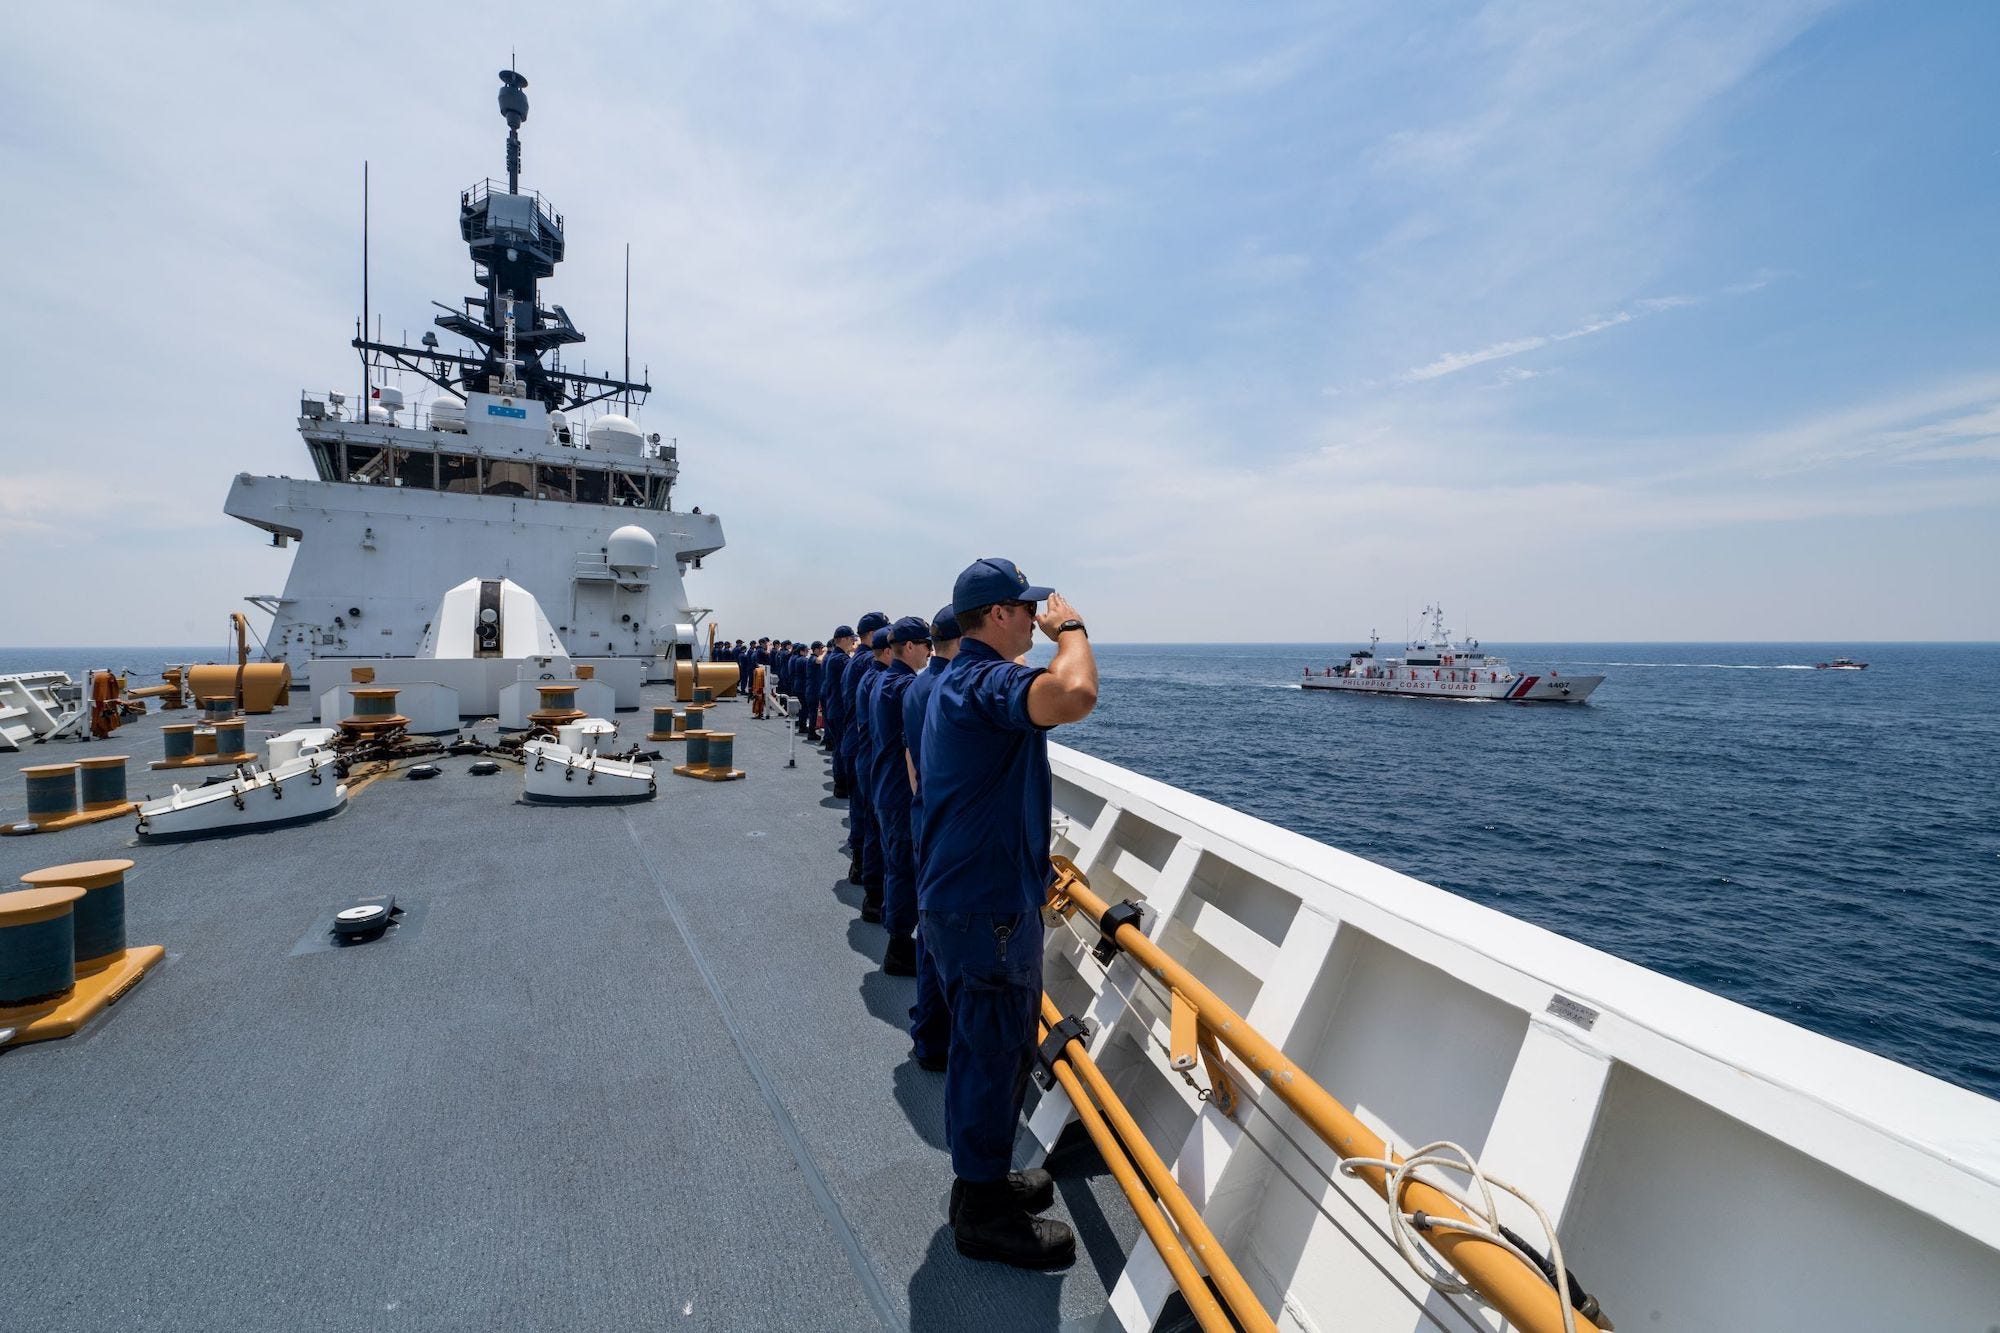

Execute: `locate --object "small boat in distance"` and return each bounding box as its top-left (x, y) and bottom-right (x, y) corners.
top-left (1816, 657), bottom-right (1869, 670)
top-left (1302, 605), bottom-right (1605, 703)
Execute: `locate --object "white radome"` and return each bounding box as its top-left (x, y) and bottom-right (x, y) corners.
top-left (587, 414), bottom-right (645, 456)
top-left (606, 524), bottom-right (657, 573)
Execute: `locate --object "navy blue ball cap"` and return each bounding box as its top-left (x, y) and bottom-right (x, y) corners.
top-left (952, 558), bottom-right (1053, 616)
top-left (889, 615), bottom-right (932, 645)
top-left (856, 610), bottom-right (891, 635)
top-left (870, 627), bottom-right (892, 650)
top-left (811, 640), bottom-right (824, 650)
top-left (832, 624), bottom-right (855, 640)
top-left (931, 605), bottom-right (962, 640)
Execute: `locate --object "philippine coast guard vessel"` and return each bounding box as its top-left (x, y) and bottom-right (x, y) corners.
top-left (1303, 605), bottom-right (1605, 703)
top-left (223, 66), bottom-right (720, 690)
top-left (3, 66), bottom-right (1996, 1333)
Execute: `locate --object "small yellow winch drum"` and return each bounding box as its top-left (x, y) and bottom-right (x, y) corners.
top-left (161, 724), bottom-right (197, 760)
top-left (0, 885), bottom-right (85, 1006)
top-left (342, 687), bottom-right (411, 736)
top-left (200, 695), bottom-right (236, 722)
top-left (351, 689), bottom-right (401, 718)
top-left (683, 731), bottom-right (711, 767)
top-left (212, 719), bottom-right (247, 756)
top-left (22, 764), bottom-right (79, 823)
top-left (692, 686), bottom-right (713, 706)
top-left (19, 860), bottom-right (133, 967)
top-left (651, 704), bottom-right (675, 733)
top-left (76, 757), bottom-right (129, 811)
top-left (706, 733), bottom-right (734, 771)
top-left (528, 684), bottom-right (585, 730)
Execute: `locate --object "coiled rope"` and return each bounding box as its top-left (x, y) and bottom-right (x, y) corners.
top-left (1110, 931), bottom-right (1589, 1333)
top-left (1336, 1142), bottom-right (1578, 1333)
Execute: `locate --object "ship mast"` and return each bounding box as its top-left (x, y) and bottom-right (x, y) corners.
top-left (347, 66), bottom-right (650, 413)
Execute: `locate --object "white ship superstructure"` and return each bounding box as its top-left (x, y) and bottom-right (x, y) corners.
top-left (1303, 605), bottom-right (1604, 703)
top-left (226, 68), bottom-right (718, 688)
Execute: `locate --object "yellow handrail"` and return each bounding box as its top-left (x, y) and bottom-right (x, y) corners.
top-left (1036, 1015), bottom-right (1236, 1333)
top-left (1048, 856), bottom-right (1603, 1333)
top-left (1041, 993), bottom-right (1277, 1333)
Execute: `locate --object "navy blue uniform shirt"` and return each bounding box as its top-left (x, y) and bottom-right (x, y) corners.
top-left (915, 639), bottom-right (1052, 914)
top-left (853, 658), bottom-right (886, 767)
top-left (869, 660), bottom-right (919, 827)
top-left (821, 648), bottom-right (850, 730)
top-left (902, 656), bottom-right (948, 846)
top-left (839, 651), bottom-right (876, 760)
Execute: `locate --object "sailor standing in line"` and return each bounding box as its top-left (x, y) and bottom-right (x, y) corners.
top-left (917, 558), bottom-right (1096, 1268)
top-left (794, 641), bottom-right (814, 735)
top-left (901, 604), bottom-right (959, 1068)
top-left (869, 617), bottom-right (932, 976)
top-left (850, 624), bottom-right (895, 919)
top-left (801, 640), bottom-right (825, 740)
top-left (822, 627), bottom-right (854, 777)
top-left (839, 611), bottom-right (891, 888)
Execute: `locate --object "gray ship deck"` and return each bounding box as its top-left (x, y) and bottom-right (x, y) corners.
top-left (0, 685), bottom-right (1137, 1332)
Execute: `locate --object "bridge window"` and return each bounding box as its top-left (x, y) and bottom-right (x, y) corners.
top-left (307, 439), bottom-right (339, 481)
top-left (536, 464), bottom-right (574, 502)
top-left (611, 470), bottom-right (649, 508)
top-left (574, 468), bottom-right (608, 505)
top-left (439, 452), bottom-right (480, 494)
top-left (484, 459), bottom-right (533, 498)
top-left (344, 442), bottom-right (392, 483)
top-left (390, 448), bottom-right (437, 489)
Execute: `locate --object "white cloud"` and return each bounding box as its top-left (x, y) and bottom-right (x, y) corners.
top-left (1, 1), bottom-right (1992, 648)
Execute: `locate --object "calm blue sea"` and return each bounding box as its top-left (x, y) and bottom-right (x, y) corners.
top-left (1051, 643), bottom-right (2000, 1101)
top-left (8, 641), bottom-right (1997, 1099)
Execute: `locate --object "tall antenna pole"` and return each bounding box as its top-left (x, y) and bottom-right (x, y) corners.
top-left (623, 242), bottom-right (632, 414)
top-left (361, 160), bottom-right (370, 421)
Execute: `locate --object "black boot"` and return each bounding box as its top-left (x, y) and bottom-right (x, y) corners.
top-left (832, 779), bottom-right (849, 800)
top-left (846, 850), bottom-right (863, 885)
top-left (948, 1170), bottom-right (1055, 1224)
top-left (951, 1178), bottom-right (1072, 1269)
top-left (882, 935), bottom-right (917, 976)
top-left (860, 887), bottom-right (883, 924)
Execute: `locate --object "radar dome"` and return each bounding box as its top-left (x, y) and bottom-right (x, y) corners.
top-left (607, 525), bottom-right (658, 573)
top-left (587, 414), bottom-right (646, 457)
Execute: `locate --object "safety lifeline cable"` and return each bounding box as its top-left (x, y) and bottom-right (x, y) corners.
top-left (1048, 858), bottom-right (1605, 1333)
top-left (1040, 994), bottom-right (1278, 1333)
top-left (1036, 1014), bottom-right (1236, 1333)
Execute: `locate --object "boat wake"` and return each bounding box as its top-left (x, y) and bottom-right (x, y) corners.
top-left (1549, 661), bottom-right (1816, 671)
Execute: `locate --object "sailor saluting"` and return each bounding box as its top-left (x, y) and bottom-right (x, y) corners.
top-left (916, 558), bottom-right (1097, 1268)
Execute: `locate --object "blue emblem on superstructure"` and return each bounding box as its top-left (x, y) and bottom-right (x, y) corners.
top-left (487, 404), bottom-right (528, 419)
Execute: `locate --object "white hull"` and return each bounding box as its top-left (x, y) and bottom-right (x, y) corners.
top-left (1037, 743), bottom-right (2000, 1332)
top-left (1303, 671), bottom-right (1604, 703)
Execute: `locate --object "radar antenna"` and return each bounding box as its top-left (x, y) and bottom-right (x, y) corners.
top-left (498, 68), bottom-right (529, 194)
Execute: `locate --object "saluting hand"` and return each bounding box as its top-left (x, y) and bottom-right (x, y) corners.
top-left (1038, 592), bottom-right (1082, 642)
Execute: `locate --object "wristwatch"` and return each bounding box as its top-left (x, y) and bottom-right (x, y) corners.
top-left (1056, 620), bottom-right (1087, 637)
